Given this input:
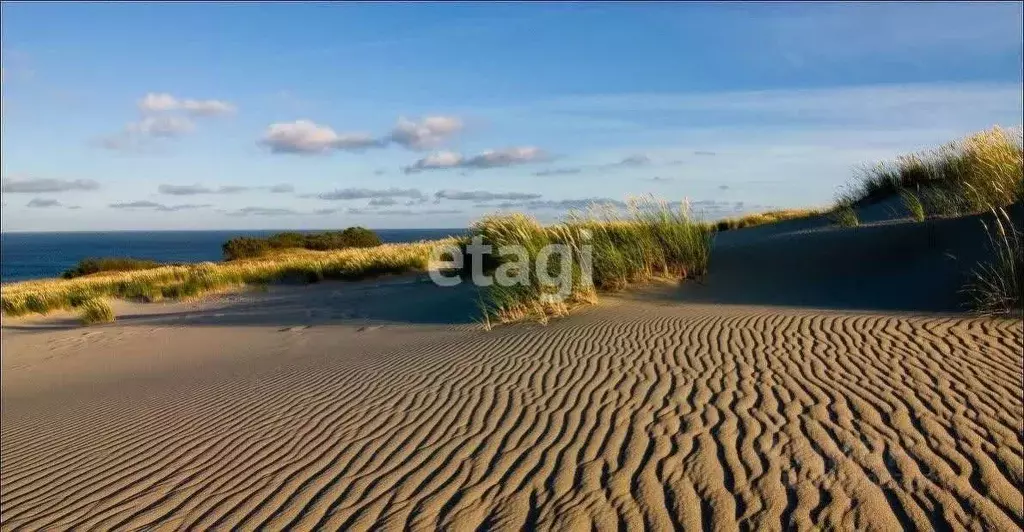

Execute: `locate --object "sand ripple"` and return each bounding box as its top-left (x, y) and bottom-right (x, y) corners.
top-left (2, 301), bottom-right (1022, 531)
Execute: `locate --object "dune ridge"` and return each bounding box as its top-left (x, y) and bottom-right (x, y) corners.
top-left (2, 297), bottom-right (1021, 530)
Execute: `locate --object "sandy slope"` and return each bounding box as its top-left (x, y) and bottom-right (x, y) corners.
top-left (2, 212), bottom-right (1022, 531)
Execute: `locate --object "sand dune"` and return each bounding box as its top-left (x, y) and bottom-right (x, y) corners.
top-left (2, 214), bottom-right (1022, 530)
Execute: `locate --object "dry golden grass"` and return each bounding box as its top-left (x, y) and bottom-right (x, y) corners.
top-left (2, 239), bottom-right (458, 318)
top-left (713, 208), bottom-right (822, 231)
top-left (840, 125), bottom-right (1023, 213)
top-left (472, 197), bottom-right (715, 324)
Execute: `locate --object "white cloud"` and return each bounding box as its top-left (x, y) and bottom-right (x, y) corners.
top-left (138, 93), bottom-right (179, 112)
top-left (127, 115), bottom-right (195, 138)
top-left (465, 147), bottom-right (548, 168)
top-left (260, 120), bottom-right (384, 154)
top-left (389, 115), bottom-right (463, 150)
top-left (405, 147), bottom-right (548, 173)
top-left (138, 92), bottom-right (236, 116)
top-left (260, 114), bottom-right (467, 156)
top-left (180, 98), bottom-right (236, 117)
top-left (404, 151), bottom-right (464, 172)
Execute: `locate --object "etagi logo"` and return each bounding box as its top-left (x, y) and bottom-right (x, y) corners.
top-left (428, 235), bottom-right (593, 304)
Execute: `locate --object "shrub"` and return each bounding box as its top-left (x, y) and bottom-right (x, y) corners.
top-left (78, 298), bottom-right (115, 325)
top-left (222, 237), bottom-right (272, 260)
top-left (266, 231), bottom-right (306, 249)
top-left (61, 257), bottom-right (163, 279)
top-left (222, 228), bottom-right (383, 259)
top-left (304, 227), bottom-right (382, 251)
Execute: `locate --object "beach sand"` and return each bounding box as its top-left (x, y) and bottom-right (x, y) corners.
top-left (2, 210), bottom-right (1022, 530)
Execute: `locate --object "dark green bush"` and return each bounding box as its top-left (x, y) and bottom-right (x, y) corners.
top-left (266, 231), bottom-right (306, 249)
top-left (304, 227), bottom-right (382, 250)
top-left (222, 227), bottom-right (382, 260)
top-left (222, 237), bottom-right (272, 260)
top-left (61, 257), bottom-right (164, 279)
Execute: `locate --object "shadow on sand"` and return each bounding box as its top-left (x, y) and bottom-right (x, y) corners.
top-left (641, 204), bottom-right (1020, 313)
top-left (3, 276), bottom-right (486, 332)
top-left (6, 202), bottom-right (1020, 333)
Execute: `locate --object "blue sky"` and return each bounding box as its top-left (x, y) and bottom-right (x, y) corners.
top-left (1, 2), bottom-right (1022, 231)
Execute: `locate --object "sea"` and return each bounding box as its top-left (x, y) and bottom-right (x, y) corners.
top-left (1, 229), bottom-right (466, 283)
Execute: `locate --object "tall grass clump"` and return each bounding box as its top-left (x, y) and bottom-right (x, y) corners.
top-left (829, 204), bottom-right (860, 227)
top-left (2, 238), bottom-right (456, 319)
top-left (840, 126), bottom-right (1023, 215)
top-left (468, 197), bottom-right (715, 324)
top-left (78, 297), bottom-right (115, 325)
top-left (900, 189), bottom-right (926, 222)
top-left (965, 206), bottom-right (1023, 316)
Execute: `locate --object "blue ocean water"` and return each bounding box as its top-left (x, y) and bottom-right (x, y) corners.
top-left (1, 229), bottom-right (466, 282)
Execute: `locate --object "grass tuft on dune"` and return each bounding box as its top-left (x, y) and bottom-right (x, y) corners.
top-left (966, 206), bottom-right (1023, 316)
top-left (468, 197), bottom-right (715, 324)
top-left (78, 297), bottom-right (115, 325)
top-left (838, 125), bottom-right (1023, 215)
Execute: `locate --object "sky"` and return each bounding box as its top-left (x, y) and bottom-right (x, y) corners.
top-left (1, 2), bottom-right (1022, 231)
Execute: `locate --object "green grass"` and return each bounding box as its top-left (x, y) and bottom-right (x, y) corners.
top-left (829, 204), bottom-right (860, 227)
top-left (965, 206), bottom-right (1023, 316)
top-left (78, 297), bottom-right (115, 325)
top-left (900, 189), bottom-right (926, 222)
top-left (838, 126), bottom-right (1023, 215)
top-left (468, 197), bottom-right (715, 324)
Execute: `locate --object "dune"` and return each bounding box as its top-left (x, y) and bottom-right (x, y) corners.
top-left (2, 209), bottom-right (1022, 530)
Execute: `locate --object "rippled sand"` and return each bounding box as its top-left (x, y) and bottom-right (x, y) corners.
top-left (3, 211), bottom-right (1022, 530)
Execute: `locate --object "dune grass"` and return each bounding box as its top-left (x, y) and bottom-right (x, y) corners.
top-left (899, 189), bottom-right (926, 222)
top-left (2, 239), bottom-right (456, 318)
top-left (78, 297), bottom-right (115, 325)
top-left (828, 204), bottom-right (860, 227)
top-left (839, 126), bottom-right (1023, 215)
top-left (714, 208), bottom-right (822, 232)
top-left (965, 206), bottom-right (1023, 317)
top-left (469, 197), bottom-right (715, 324)
top-left (831, 126), bottom-right (1023, 314)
